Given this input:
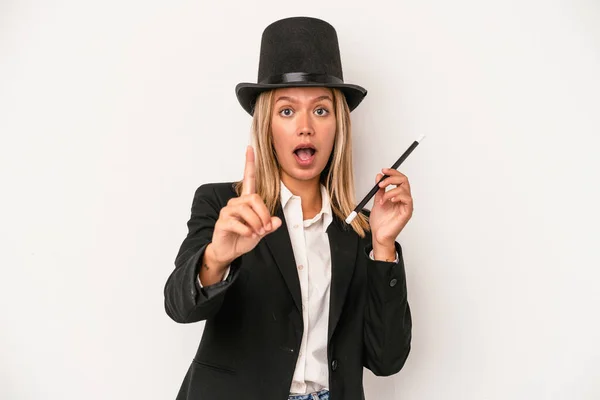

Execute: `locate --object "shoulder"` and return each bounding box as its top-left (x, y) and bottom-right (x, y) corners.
top-left (195, 181), bottom-right (238, 196)
top-left (192, 181), bottom-right (239, 209)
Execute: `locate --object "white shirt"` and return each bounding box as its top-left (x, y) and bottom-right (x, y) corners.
top-left (198, 180), bottom-right (398, 395)
top-left (280, 180), bottom-right (333, 394)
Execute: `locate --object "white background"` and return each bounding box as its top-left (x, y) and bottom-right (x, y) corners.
top-left (1, 1), bottom-right (599, 399)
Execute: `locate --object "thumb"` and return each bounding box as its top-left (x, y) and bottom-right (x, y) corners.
top-left (259, 216), bottom-right (283, 238)
top-left (269, 216), bottom-right (282, 230)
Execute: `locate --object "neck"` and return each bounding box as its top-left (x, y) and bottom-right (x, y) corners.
top-left (281, 174), bottom-right (322, 219)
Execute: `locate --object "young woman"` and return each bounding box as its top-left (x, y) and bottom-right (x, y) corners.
top-left (164, 16), bottom-right (413, 400)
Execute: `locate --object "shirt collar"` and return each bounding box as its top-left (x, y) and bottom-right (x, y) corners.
top-left (280, 180), bottom-right (333, 231)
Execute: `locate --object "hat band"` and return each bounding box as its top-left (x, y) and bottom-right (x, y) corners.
top-left (259, 72), bottom-right (343, 85)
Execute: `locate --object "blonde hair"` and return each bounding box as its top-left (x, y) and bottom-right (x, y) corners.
top-left (233, 88), bottom-right (370, 238)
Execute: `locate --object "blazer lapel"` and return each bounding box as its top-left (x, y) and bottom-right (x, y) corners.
top-left (326, 215), bottom-right (359, 343)
top-left (264, 203), bottom-right (303, 314)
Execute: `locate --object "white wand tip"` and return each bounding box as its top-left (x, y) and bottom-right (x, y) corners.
top-left (417, 134), bottom-right (426, 143)
top-left (345, 211), bottom-right (357, 224)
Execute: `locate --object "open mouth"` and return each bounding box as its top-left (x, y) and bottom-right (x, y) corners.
top-left (293, 148), bottom-right (316, 165)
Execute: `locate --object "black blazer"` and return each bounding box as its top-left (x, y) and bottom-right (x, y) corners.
top-left (164, 182), bottom-right (412, 400)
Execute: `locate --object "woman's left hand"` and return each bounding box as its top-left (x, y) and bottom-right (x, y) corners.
top-left (369, 168), bottom-right (414, 247)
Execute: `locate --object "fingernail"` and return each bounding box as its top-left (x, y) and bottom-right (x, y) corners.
top-left (267, 223), bottom-right (272, 230)
top-left (259, 228), bottom-right (265, 235)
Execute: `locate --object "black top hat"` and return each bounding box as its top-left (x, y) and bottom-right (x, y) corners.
top-left (235, 16), bottom-right (367, 116)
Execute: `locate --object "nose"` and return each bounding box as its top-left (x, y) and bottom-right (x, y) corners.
top-left (296, 110), bottom-right (314, 136)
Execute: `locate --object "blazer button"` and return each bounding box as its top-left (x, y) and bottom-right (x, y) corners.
top-left (331, 359), bottom-right (338, 371)
top-left (389, 278), bottom-right (398, 287)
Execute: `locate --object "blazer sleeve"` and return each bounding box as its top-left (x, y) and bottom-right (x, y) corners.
top-left (163, 183), bottom-right (241, 324)
top-left (362, 238), bottom-right (412, 376)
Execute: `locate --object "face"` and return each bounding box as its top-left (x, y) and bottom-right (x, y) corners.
top-left (270, 87), bottom-right (336, 187)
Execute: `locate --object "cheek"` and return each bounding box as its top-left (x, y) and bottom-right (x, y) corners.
top-left (270, 121), bottom-right (284, 149)
top-left (270, 119), bottom-right (292, 161)
top-left (323, 121), bottom-right (337, 149)
top-left (272, 114), bottom-right (292, 135)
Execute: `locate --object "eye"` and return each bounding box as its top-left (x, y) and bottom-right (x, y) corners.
top-left (314, 107), bottom-right (329, 116)
top-left (279, 108), bottom-right (294, 117)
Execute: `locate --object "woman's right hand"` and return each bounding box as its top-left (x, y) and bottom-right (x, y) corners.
top-left (209, 145), bottom-right (282, 266)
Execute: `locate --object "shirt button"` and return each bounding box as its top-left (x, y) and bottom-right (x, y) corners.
top-left (390, 278), bottom-right (398, 287)
top-left (293, 224), bottom-right (299, 229)
top-left (331, 359), bottom-right (338, 371)
top-left (298, 264), bottom-right (304, 270)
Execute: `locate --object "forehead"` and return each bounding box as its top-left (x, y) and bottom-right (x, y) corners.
top-left (272, 86), bottom-right (333, 100)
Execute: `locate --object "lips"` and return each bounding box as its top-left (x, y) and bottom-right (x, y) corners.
top-left (293, 143), bottom-right (316, 153)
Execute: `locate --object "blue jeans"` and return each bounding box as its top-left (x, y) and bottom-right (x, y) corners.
top-left (288, 389), bottom-right (330, 400)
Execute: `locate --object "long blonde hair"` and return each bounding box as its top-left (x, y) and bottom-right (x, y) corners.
top-left (233, 88), bottom-right (370, 238)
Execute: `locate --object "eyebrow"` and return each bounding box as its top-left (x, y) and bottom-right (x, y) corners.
top-left (275, 95), bottom-right (333, 104)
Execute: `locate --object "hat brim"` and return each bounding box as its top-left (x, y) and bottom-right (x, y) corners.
top-left (235, 82), bottom-right (367, 116)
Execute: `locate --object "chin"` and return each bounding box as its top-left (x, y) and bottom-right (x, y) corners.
top-left (283, 165), bottom-right (325, 182)
top-left (292, 171), bottom-right (321, 181)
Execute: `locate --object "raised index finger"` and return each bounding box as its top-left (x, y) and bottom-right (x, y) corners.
top-left (242, 145), bottom-right (256, 195)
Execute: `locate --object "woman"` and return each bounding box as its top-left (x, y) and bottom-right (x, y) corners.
top-left (164, 16), bottom-right (413, 400)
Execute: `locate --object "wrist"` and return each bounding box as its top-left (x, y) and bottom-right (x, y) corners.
top-left (204, 243), bottom-right (231, 273)
top-left (372, 240), bottom-right (396, 262)
top-left (198, 244), bottom-right (231, 286)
